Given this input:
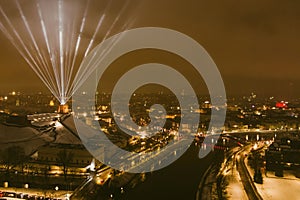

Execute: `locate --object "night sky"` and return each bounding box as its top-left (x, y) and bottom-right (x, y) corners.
top-left (0, 0), bottom-right (300, 98)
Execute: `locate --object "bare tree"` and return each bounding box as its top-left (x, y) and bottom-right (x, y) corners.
top-left (1, 146), bottom-right (27, 173)
top-left (57, 149), bottom-right (74, 181)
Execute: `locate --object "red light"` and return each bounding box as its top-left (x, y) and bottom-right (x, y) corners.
top-left (276, 101), bottom-right (288, 108)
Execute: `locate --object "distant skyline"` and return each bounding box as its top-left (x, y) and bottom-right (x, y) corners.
top-left (0, 0), bottom-right (300, 99)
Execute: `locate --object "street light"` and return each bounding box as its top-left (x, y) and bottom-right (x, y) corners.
top-left (253, 143), bottom-right (258, 150)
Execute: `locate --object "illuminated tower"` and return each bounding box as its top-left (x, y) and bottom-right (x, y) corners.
top-left (58, 104), bottom-right (69, 114)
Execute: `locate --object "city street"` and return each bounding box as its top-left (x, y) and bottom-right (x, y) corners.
top-left (0, 186), bottom-right (70, 199)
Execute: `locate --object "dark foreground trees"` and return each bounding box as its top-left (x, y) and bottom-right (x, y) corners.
top-left (0, 146), bottom-right (27, 173)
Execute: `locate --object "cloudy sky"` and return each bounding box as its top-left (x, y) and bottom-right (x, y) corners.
top-left (0, 0), bottom-right (299, 99)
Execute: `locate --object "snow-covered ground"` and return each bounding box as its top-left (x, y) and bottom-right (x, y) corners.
top-left (226, 163), bottom-right (248, 200)
top-left (0, 124), bottom-right (50, 155)
top-left (223, 148), bottom-right (248, 200)
top-left (246, 158), bottom-right (300, 200)
top-left (54, 115), bottom-right (81, 144)
top-left (0, 114), bottom-right (82, 155)
top-left (53, 121), bottom-right (81, 144)
top-left (61, 115), bottom-right (78, 133)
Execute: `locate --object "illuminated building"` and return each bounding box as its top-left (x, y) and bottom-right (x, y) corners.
top-left (49, 100), bottom-right (55, 106)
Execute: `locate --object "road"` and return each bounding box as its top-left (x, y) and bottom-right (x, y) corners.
top-left (70, 166), bottom-right (112, 200)
top-left (236, 145), bottom-right (263, 200)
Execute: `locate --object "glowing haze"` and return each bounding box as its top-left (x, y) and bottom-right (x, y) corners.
top-left (1, 1), bottom-right (300, 98)
top-left (0, 0), bottom-right (136, 104)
